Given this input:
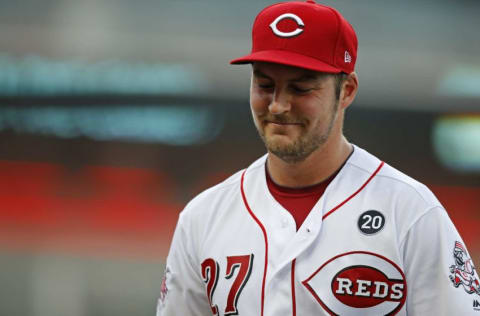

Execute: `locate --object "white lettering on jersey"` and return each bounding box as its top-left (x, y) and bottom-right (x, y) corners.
top-left (372, 281), bottom-right (389, 298)
top-left (303, 251), bottom-right (406, 316)
top-left (355, 279), bottom-right (372, 297)
top-left (335, 278), bottom-right (353, 295)
top-left (391, 283), bottom-right (405, 300)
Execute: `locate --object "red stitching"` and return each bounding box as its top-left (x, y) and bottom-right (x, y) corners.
top-left (241, 170), bottom-right (268, 316)
top-left (323, 161), bottom-right (384, 220)
top-left (291, 259), bottom-right (297, 316)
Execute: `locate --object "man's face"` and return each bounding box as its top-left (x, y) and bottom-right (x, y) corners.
top-left (250, 62), bottom-right (340, 163)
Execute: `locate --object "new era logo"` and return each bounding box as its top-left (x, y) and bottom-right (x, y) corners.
top-left (344, 51), bottom-right (352, 63)
top-left (474, 299), bottom-right (480, 311)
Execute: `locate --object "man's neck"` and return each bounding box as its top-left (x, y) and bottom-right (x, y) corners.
top-left (266, 136), bottom-right (353, 188)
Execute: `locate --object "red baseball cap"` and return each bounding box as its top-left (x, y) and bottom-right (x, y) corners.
top-left (230, 0), bottom-right (358, 74)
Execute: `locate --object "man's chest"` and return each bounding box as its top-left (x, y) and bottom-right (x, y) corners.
top-left (197, 197), bottom-right (407, 316)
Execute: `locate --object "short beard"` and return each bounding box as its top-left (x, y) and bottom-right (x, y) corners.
top-left (257, 100), bottom-right (339, 164)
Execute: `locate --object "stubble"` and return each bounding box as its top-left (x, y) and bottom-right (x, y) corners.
top-left (256, 100), bottom-right (339, 164)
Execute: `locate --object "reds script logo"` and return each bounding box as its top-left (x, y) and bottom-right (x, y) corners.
top-left (303, 251), bottom-right (407, 315)
top-left (449, 241), bottom-right (480, 296)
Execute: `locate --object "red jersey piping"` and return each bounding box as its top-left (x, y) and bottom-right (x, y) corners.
top-left (240, 160), bottom-right (384, 315)
top-left (322, 161), bottom-right (384, 220)
top-left (291, 259), bottom-right (297, 316)
top-left (240, 170), bottom-right (268, 316)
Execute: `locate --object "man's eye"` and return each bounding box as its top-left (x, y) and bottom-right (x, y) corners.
top-left (291, 86), bottom-right (312, 93)
top-left (258, 83), bottom-right (274, 89)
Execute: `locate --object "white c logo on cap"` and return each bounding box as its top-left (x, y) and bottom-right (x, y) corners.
top-left (269, 13), bottom-right (304, 38)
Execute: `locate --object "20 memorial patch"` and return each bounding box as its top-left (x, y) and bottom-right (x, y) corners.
top-left (302, 251), bottom-right (407, 315)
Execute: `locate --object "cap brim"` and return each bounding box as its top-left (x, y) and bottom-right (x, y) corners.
top-left (230, 50), bottom-right (342, 73)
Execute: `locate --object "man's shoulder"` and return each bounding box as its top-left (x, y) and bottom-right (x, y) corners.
top-left (350, 145), bottom-right (441, 208)
top-left (184, 169), bottom-right (245, 213)
top-left (380, 162), bottom-right (440, 206)
top-left (177, 155), bottom-right (268, 230)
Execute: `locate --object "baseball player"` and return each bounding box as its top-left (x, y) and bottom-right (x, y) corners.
top-left (156, 1), bottom-right (479, 315)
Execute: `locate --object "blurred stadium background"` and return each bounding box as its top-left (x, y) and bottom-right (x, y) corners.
top-left (0, 0), bottom-right (479, 315)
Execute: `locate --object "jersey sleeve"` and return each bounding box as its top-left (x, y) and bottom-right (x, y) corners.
top-left (156, 210), bottom-right (211, 316)
top-left (401, 206), bottom-right (480, 315)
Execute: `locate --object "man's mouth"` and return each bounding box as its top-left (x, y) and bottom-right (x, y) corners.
top-left (265, 120), bottom-right (302, 126)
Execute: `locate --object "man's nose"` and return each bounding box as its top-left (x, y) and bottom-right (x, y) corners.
top-left (268, 90), bottom-right (291, 114)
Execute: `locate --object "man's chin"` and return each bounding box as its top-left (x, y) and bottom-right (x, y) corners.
top-left (266, 141), bottom-right (310, 164)
top-left (259, 132), bottom-right (314, 162)
top-left (269, 149), bottom-right (310, 164)
top-left (264, 133), bottom-right (296, 146)
top-left (265, 138), bottom-right (296, 153)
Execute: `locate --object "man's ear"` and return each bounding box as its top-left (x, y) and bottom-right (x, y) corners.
top-left (339, 72), bottom-right (359, 110)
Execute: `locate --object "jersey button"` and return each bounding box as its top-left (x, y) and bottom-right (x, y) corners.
top-left (281, 219), bottom-right (288, 228)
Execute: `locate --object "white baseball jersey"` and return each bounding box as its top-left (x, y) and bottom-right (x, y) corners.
top-left (157, 145), bottom-right (480, 315)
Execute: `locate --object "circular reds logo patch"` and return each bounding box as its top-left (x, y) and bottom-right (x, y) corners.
top-left (303, 252), bottom-right (407, 315)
